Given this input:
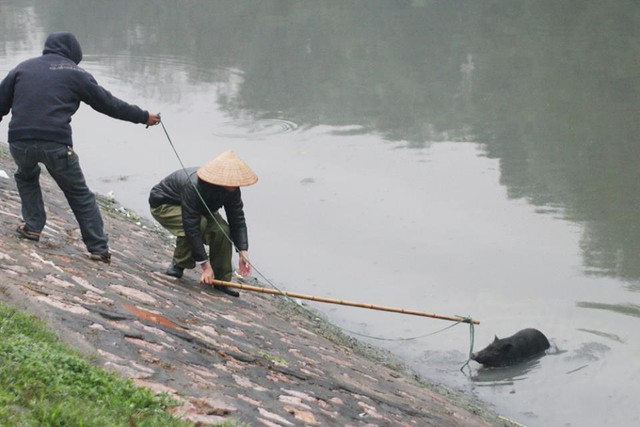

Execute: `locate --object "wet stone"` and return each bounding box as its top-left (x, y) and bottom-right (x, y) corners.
top-left (89, 323), bottom-right (107, 331)
top-left (278, 395), bottom-right (312, 409)
top-left (257, 408), bottom-right (295, 426)
top-left (106, 362), bottom-right (154, 379)
top-left (44, 274), bottom-right (74, 288)
top-left (3, 264), bottom-right (29, 274)
top-left (233, 374), bottom-right (268, 392)
top-left (179, 412), bottom-right (227, 425)
top-left (72, 275), bottom-right (104, 293)
top-left (133, 380), bottom-right (177, 395)
top-left (124, 337), bottom-right (165, 353)
top-left (256, 418), bottom-right (282, 427)
top-left (35, 295), bottom-right (90, 315)
top-left (284, 406), bottom-right (318, 425)
top-left (109, 284), bottom-right (157, 304)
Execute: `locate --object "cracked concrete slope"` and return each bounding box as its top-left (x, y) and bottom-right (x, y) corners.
top-left (0, 143), bottom-right (501, 427)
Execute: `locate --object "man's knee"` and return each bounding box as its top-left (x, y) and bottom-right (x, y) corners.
top-left (204, 216), bottom-right (230, 242)
top-left (15, 165), bottom-right (41, 182)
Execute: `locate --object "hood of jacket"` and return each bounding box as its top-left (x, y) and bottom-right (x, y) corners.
top-left (42, 32), bottom-right (83, 64)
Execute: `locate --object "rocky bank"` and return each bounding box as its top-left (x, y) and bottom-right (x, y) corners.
top-left (0, 142), bottom-right (507, 426)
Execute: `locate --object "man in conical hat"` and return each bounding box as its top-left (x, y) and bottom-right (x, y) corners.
top-left (148, 150), bottom-right (258, 297)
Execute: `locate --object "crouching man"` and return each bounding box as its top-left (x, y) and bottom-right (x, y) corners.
top-left (149, 150), bottom-right (258, 297)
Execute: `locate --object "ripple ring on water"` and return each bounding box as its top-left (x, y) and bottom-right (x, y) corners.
top-left (212, 118), bottom-right (299, 139)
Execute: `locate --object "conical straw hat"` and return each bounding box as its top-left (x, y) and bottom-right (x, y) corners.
top-left (197, 150), bottom-right (258, 187)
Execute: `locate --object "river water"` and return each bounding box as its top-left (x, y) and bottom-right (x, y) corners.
top-left (2, 1), bottom-right (639, 426)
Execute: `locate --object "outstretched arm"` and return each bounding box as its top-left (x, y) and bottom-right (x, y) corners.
top-left (80, 74), bottom-right (152, 125)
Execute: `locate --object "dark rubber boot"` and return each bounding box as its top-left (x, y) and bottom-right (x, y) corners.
top-left (165, 263), bottom-right (184, 278)
top-left (214, 285), bottom-right (240, 297)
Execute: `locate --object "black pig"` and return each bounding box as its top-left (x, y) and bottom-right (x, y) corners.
top-left (471, 328), bottom-right (550, 367)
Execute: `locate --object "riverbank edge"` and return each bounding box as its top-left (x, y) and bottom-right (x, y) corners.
top-left (98, 193), bottom-right (502, 426)
top-left (0, 141), bottom-right (510, 426)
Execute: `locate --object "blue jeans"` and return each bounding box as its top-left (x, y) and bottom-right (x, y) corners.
top-left (9, 140), bottom-right (109, 253)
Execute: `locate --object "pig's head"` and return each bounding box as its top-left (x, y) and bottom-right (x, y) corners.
top-left (470, 335), bottom-right (514, 367)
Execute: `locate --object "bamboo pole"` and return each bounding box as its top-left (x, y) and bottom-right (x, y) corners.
top-left (212, 279), bottom-right (479, 325)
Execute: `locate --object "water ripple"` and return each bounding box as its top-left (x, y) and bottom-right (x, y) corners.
top-left (212, 118), bottom-right (299, 139)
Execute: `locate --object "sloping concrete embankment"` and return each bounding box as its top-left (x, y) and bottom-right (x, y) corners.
top-left (0, 142), bottom-right (503, 426)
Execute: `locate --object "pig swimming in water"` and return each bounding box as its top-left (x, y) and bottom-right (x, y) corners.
top-left (471, 328), bottom-right (550, 367)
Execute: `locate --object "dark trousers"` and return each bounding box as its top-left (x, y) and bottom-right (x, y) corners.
top-left (9, 140), bottom-right (109, 253)
top-left (150, 204), bottom-right (233, 281)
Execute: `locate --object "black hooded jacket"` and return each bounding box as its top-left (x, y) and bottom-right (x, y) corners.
top-left (149, 168), bottom-right (249, 263)
top-left (0, 32), bottom-right (149, 145)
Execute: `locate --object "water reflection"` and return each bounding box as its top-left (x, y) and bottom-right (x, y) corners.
top-left (576, 328), bottom-right (624, 343)
top-left (576, 301), bottom-right (640, 318)
top-left (3, 0), bottom-right (638, 283)
top-left (471, 356), bottom-right (544, 385)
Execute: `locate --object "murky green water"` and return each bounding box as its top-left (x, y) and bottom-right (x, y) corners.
top-left (2, 1), bottom-right (639, 426)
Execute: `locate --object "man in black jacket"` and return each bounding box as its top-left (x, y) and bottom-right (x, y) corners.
top-left (0, 32), bottom-right (160, 263)
top-left (149, 150), bottom-right (258, 297)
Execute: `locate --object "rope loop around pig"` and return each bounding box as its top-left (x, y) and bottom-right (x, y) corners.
top-left (460, 319), bottom-right (476, 373)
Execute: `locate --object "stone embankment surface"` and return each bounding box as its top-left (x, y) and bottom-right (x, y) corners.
top-left (0, 143), bottom-right (503, 426)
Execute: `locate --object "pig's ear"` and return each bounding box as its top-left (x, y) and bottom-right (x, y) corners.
top-left (494, 335), bottom-right (499, 342)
